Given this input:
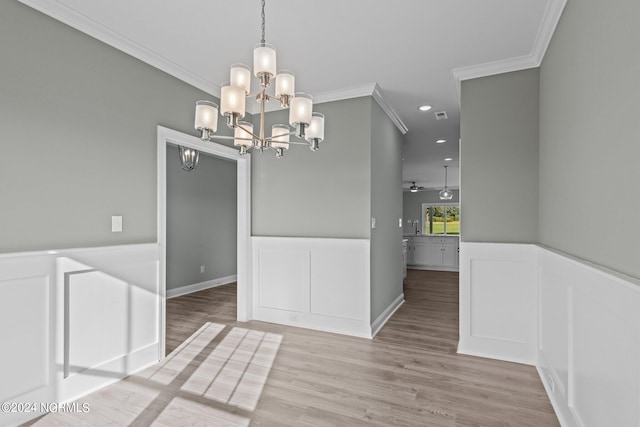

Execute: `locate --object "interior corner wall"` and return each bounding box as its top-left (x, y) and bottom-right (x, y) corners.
top-left (402, 190), bottom-right (460, 235)
top-left (370, 101), bottom-right (403, 322)
top-left (251, 97), bottom-right (372, 239)
top-left (0, 1), bottom-right (216, 253)
top-left (539, 0), bottom-right (640, 279)
top-left (166, 146), bottom-right (237, 290)
top-left (459, 69), bottom-right (540, 243)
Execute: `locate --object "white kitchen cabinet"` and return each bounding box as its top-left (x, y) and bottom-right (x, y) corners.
top-left (402, 239), bottom-right (408, 279)
top-left (405, 235), bottom-right (459, 271)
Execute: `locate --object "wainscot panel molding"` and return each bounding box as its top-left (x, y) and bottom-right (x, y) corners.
top-left (166, 275), bottom-right (238, 299)
top-left (460, 242), bottom-right (640, 427)
top-left (252, 237), bottom-right (371, 338)
top-left (458, 242), bottom-right (538, 364)
top-left (537, 247), bottom-right (640, 427)
top-left (0, 244), bottom-right (160, 427)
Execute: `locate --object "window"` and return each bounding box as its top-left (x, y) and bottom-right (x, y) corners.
top-left (421, 203), bottom-right (460, 235)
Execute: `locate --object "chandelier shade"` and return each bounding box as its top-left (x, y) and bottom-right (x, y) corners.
top-left (289, 93), bottom-right (313, 128)
top-left (234, 121), bottom-right (254, 147)
top-left (253, 43), bottom-right (277, 78)
top-left (275, 70), bottom-right (295, 99)
top-left (220, 83), bottom-right (246, 118)
top-left (306, 113), bottom-right (325, 142)
top-left (230, 64), bottom-right (251, 94)
top-left (193, 0), bottom-right (326, 158)
top-left (194, 101), bottom-right (218, 133)
top-left (271, 124), bottom-right (290, 149)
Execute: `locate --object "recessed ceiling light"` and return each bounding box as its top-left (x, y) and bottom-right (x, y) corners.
top-left (418, 105), bottom-right (432, 112)
top-left (444, 157), bottom-right (453, 162)
top-left (436, 139), bottom-right (446, 144)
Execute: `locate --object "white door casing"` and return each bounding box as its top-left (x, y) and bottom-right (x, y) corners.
top-left (156, 126), bottom-right (251, 358)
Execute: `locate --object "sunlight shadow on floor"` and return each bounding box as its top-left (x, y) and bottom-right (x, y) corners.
top-left (30, 322), bottom-right (282, 426)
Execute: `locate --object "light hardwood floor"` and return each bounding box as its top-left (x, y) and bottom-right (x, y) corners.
top-left (25, 270), bottom-right (559, 426)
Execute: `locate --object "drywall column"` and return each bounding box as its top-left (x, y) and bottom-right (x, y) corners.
top-left (370, 100), bottom-right (404, 324)
top-left (460, 69), bottom-right (540, 243)
top-left (458, 69), bottom-right (540, 363)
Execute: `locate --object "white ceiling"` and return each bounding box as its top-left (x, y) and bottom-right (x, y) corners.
top-left (20, 0), bottom-right (565, 190)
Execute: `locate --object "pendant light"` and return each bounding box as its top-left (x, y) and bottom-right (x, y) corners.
top-left (439, 165), bottom-right (453, 200)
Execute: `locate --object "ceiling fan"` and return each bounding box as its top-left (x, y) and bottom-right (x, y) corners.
top-left (406, 181), bottom-right (425, 193)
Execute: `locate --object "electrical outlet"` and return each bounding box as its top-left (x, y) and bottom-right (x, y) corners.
top-left (200, 265), bottom-right (205, 274)
top-left (289, 313), bottom-right (299, 322)
top-left (548, 374), bottom-right (555, 393)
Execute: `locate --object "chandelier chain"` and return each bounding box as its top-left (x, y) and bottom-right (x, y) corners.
top-left (261, 0), bottom-right (266, 44)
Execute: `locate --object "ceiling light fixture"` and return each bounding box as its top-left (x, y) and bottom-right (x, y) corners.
top-left (439, 165), bottom-right (453, 200)
top-left (418, 105), bottom-right (432, 112)
top-left (409, 181), bottom-right (424, 193)
top-left (436, 139), bottom-right (446, 144)
top-left (193, 0), bottom-right (325, 159)
top-left (444, 157), bottom-right (452, 162)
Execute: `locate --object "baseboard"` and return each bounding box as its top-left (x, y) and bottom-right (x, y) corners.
top-left (408, 265), bottom-right (459, 272)
top-left (370, 293), bottom-right (405, 338)
top-left (166, 274), bottom-right (237, 299)
top-left (60, 342), bottom-right (159, 403)
top-left (456, 343), bottom-right (535, 366)
top-left (536, 364), bottom-right (572, 427)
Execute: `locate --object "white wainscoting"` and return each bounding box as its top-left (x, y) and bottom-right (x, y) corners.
top-left (0, 254), bottom-right (55, 427)
top-left (0, 244), bottom-right (160, 427)
top-left (460, 242), bottom-right (640, 427)
top-left (537, 247), bottom-right (640, 427)
top-left (252, 237), bottom-right (371, 338)
top-left (458, 242), bottom-right (538, 364)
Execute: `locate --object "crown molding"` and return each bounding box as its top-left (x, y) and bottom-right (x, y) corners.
top-left (371, 84), bottom-right (409, 135)
top-left (18, 0), bottom-right (221, 97)
top-left (248, 82), bottom-right (379, 114)
top-left (19, 0), bottom-right (407, 134)
top-left (451, 0), bottom-right (567, 107)
top-left (531, 0), bottom-right (568, 64)
top-left (248, 82), bottom-right (408, 134)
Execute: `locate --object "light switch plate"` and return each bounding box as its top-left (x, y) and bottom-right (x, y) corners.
top-left (371, 217), bottom-right (376, 229)
top-left (399, 218), bottom-right (403, 227)
top-left (111, 215), bottom-right (123, 232)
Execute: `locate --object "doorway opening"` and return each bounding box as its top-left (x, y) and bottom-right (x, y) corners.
top-left (157, 126), bottom-right (251, 359)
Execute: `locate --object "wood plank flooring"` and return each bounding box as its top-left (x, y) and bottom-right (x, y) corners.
top-left (24, 269), bottom-right (559, 426)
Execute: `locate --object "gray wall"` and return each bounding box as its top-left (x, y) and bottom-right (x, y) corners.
top-left (370, 101), bottom-right (403, 322)
top-left (166, 146), bottom-right (237, 290)
top-left (251, 97), bottom-right (372, 238)
top-left (402, 189), bottom-right (460, 235)
top-left (539, 0), bottom-right (640, 278)
top-left (0, 1), bottom-right (212, 252)
top-left (460, 69), bottom-right (540, 243)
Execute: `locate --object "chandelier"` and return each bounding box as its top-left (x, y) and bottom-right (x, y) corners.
top-left (193, 0), bottom-right (325, 159)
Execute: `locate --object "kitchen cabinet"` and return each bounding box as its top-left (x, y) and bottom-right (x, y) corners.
top-left (402, 239), bottom-right (408, 279)
top-left (405, 235), bottom-right (459, 271)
